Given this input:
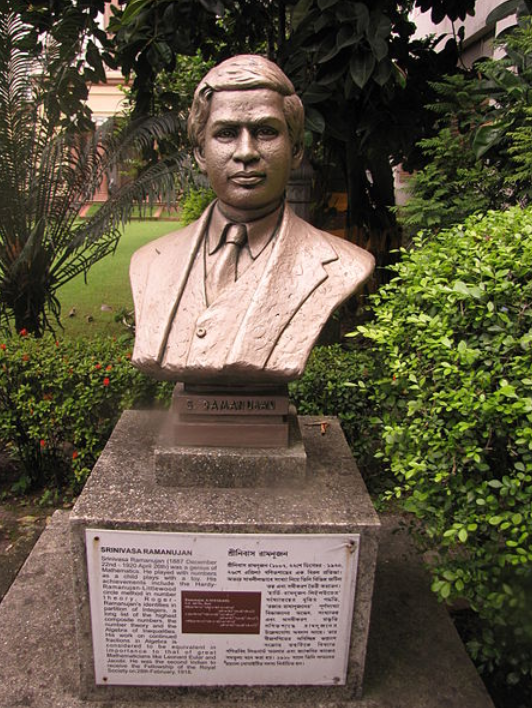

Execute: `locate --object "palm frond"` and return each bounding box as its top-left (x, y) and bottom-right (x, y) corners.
top-left (0, 10), bottom-right (192, 334)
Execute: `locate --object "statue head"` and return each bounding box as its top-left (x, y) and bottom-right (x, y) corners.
top-left (187, 55), bottom-right (305, 156)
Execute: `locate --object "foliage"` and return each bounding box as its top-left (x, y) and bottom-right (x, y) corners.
top-left (13, 0), bottom-right (116, 132)
top-left (179, 187), bottom-right (217, 225)
top-left (289, 343), bottom-right (385, 491)
top-left (358, 206), bottom-right (532, 690)
top-left (0, 10), bottom-right (191, 335)
top-left (400, 21), bottom-right (532, 232)
top-left (280, 1), bottom-right (462, 242)
top-left (0, 333), bottom-right (173, 494)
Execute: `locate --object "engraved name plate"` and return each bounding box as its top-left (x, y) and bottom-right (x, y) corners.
top-left (85, 530), bottom-right (359, 687)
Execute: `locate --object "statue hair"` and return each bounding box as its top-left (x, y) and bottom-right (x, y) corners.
top-left (187, 55), bottom-right (305, 151)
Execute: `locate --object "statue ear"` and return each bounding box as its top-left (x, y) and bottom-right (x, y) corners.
top-left (194, 146), bottom-right (207, 174)
top-left (291, 143), bottom-right (304, 170)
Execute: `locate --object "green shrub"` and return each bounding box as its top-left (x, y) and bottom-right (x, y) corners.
top-left (0, 333), bottom-right (173, 494)
top-left (399, 22), bottom-right (532, 234)
top-left (179, 187), bottom-right (216, 225)
top-left (289, 344), bottom-right (385, 491)
top-left (359, 206), bottom-right (532, 690)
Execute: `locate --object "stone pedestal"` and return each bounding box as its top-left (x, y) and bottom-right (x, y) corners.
top-left (155, 409), bottom-right (307, 487)
top-left (69, 411), bottom-right (380, 702)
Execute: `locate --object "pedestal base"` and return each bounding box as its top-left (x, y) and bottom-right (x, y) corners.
top-left (69, 411), bottom-right (380, 702)
top-left (0, 511), bottom-right (496, 708)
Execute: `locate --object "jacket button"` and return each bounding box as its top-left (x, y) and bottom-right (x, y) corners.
top-left (196, 327), bottom-right (207, 338)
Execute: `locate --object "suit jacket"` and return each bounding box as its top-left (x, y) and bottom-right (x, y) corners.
top-left (130, 202), bottom-right (374, 384)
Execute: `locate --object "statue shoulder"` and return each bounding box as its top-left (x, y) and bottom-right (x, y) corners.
top-left (131, 221), bottom-right (196, 272)
top-left (288, 210), bottom-right (375, 280)
top-left (325, 230), bottom-right (375, 278)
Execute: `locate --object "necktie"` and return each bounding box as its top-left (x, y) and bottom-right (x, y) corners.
top-left (206, 223), bottom-right (247, 305)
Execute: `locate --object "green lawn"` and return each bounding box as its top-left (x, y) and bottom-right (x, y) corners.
top-left (58, 220), bottom-right (179, 338)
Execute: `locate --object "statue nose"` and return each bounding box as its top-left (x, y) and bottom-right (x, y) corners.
top-left (234, 130), bottom-right (259, 162)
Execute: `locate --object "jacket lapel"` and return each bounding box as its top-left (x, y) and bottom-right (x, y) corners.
top-left (139, 204), bottom-right (214, 365)
top-left (228, 206), bottom-right (338, 368)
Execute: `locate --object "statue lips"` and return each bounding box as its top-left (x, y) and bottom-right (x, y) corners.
top-left (230, 171), bottom-right (266, 188)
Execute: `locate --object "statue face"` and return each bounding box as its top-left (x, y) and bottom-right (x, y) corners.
top-left (194, 88), bottom-right (303, 217)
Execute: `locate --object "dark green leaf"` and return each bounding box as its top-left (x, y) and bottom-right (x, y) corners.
top-left (486, 0), bottom-right (519, 24)
top-left (317, 34), bottom-right (341, 64)
top-left (302, 83), bottom-right (332, 104)
top-left (472, 123), bottom-right (508, 159)
top-left (305, 106), bottom-right (326, 133)
top-left (198, 0), bottom-right (225, 14)
top-left (370, 36), bottom-right (388, 62)
top-left (350, 52), bottom-right (375, 89)
top-left (373, 58), bottom-right (392, 86)
top-left (292, 0), bottom-right (314, 29)
top-left (337, 25), bottom-right (359, 50)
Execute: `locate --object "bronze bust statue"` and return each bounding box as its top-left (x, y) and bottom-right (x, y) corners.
top-left (130, 55), bottom-right (374, 385)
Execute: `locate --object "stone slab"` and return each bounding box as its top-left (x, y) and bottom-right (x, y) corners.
top-left (155, 410), bottom-right (307, 486)
top-left (0, 511), bottom-right (495, 708)
top-left (69, 412), bottom-right (380, 700)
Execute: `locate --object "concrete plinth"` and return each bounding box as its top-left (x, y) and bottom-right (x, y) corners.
top-left (69, 412), bottom-right (380, 702)
top-left (0, 511), bottom-right (495, 708)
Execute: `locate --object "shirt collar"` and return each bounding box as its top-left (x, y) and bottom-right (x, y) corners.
top-left (208, 202), bottom-right (283, 260)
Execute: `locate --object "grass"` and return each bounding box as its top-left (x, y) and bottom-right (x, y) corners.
top-left (58, 220), bottom-right (179, 338)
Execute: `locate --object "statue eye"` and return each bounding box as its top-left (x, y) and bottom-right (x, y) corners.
top-left (215, 127), bottom-right (237, 140)
top-left (256, 126), bottom-right (278, 139)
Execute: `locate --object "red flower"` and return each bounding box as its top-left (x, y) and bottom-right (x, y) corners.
top-left (22, 354), bottom-right (29, 362)
top-left (95, 363), bottom-right (102, 370)
top-left (19, 328), bottom-right (28, 337)
top-left (105, 365), bottom-right (113, 371)
top-left (0, 344), bottom-right (6, 350)
top-left (72, 451), bottom-right (78, 460)
top-left (103, 377), bottom-right (110, 387)
top-left (39, 439), bottom-right (46, 449)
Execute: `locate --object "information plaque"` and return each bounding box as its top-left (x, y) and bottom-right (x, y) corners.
top-left (85, 529), bottom-right (360, 687)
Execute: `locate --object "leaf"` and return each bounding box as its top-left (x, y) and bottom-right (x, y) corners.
top-left (337, 24), bottom-right (359, 51)
top-left (458, 528), bottom-right (468, 543)
top-left (353, 3), bottom-right (370, 33)
top-left (350, 52), bottom-right (375, 89)
top-left (305, 107), bottom-right (326, 133)
top-left (198, 0), bottom-right (225, 13)
top-left (318, 0), bottom-right (339, 8)
top-left (472, 123), bottom-right (508, 159)
top-left (120, 0), bottom-right (153, 25)
top-left (373, 58), bottom-right (392, 86)
top-left (453, 280), bottom-right (470, 296)
top-left (486, 0), bottom-right (519, 24)
top-left (370, 36), bottom-right (388, 62)
top-left (292, 0), bottom-right (315, 29)
top-left (302, 83), bottom-right (332, 104)
top-left (317, 35), bottom-right (341, 64)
